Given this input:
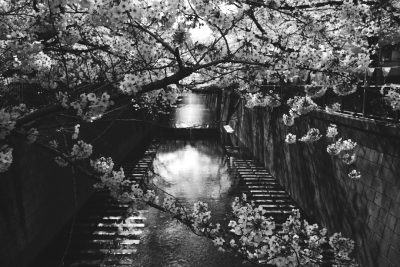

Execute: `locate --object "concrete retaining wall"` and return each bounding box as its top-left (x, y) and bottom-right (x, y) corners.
top-left (220, 90), bottom-right (400, 267)
top-left (0, 109), bottom-right (154, 267)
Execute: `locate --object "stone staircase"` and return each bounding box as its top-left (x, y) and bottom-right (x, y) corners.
top-left (61, 143), bottom-right (300, 266)
top-left (226, 146), bottom-right (299, 224)
top-left (62, 145), bottom-right (158, 267)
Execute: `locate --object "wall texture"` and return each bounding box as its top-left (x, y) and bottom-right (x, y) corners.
top-left (219, 90), bottom-right (400, 267)
top-left (0, 109), bottom-right (154, 267)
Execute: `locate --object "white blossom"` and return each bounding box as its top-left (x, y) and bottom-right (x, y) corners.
top-left (285, 133), bottom-right (297, 144)
top-left (70, 140), bottom-right (93, 160)
top-left (381, 84), bottom-right (400, 111)
top-left (287, 96), bottom-right (317, 115)
top-left (26, 128), bottom-right (39, 144)
top-left (348, 169), bottom-right (361, 179)
top-left (56, 92), bottom-right (69, 109)
top-left (54, 156), bottom-right (68, 167)
top-left (325, 102), bottom-right (341, 113)
top-left (0, 146), bottom-right (13, 173)
top-left (72, 124), bottom-right (80, 140)
top-left (49, 140), bottom-right (58, 148)
top-left (283, 114), bottom-right (295, 126)
top-left (299, 128), bottom-right (322, 143)
top-left (91, 157), bottom-right (114, 174)
top-left (70, 92), bottom-right (113, 122)
top-left (0, 109), bottom-right (16, 139)
top-left (326, 124), bottom-right (338, 138)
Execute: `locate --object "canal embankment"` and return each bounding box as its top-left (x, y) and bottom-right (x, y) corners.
top-left (27, 93), bottom-right (303, 267)
top-left (218, 89), bottom-right (400, 267)
top-left (0, 108), bottom-right (155, 267)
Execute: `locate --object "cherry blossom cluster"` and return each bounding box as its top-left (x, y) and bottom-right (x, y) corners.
top-left (70, 92), bottom-right (113, 121)
top-left (92, 163), bottom-right (357, 266)
top-left (244, 92), bottom-right (281, 108)
top-left (327, 139), bottom-right (357, 157)
top-left (131, 89), bottom-right (178, 117)
top-left (327, 138), bottom-right (357, 166)
top-left (282, 111), bottom-right (296, 127)
top-left (0, 104), bottom-right (29, 140)
top-left (95, 166), bottom-right (129, 199)
top-left (225, 195), bottom-right (356, 266)
top-left (287, 96), bottom-right (318, 116)
top-left (348, 169), bottom-right (362, 180)
top-left (332, 84), bottom-right (358, 96)
top-left (54, 156), bottom-right (69, 167)
top-left (0, 108), bottom-right (16, 139)
top-left (0, 145), bottom-right (13, 173)
top-left (91, 156), bottom-right (156, 201)
top-left (56, 92), bottom-right (70, 109)
top-left (305, 85), bottom-right (328, 99)
top-left (192, 201), bottom-right (213, 232)
top-left (90, 156), bottom-right (114, 174)
top-left (285, 133), bottom-right (297, 144)
top-left (324, 125), bottom-right (360, 178)
top-left (0, 104), bottom-right (38, 170)
top-left (326, 124), bottom-right (339, 139)
top-left (72, 124), bottom-right (80, 140)
top-left (381, 84), bottom-right (400, 111)
top-left (119, 74), bottom-right (144, 95)
top-left (299, 128), bottom-right (322, 143)
top-left (26, 128), bottom-right (39, 144)
top-left (70, 140), bottom-right (93, 160)
top-left (325, 102), bottom-right (341, 113)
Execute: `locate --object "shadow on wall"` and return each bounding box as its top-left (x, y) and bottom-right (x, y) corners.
top-left (0, 108), bottom-right (155, 267)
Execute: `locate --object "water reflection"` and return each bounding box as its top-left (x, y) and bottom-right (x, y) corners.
top-left (153, 142), bottom-right (231, 200)
top-left (173, 94), bottom-right (215, 128)
top-left (132, 140), bottom-right (251, 267)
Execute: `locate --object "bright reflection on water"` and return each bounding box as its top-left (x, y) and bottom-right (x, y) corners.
top-left (173, 94), bottom-right (215, 128)
top-left (132, 140), bottom-right (251, 267)
top-left (153, 144), bottom-right (231, 200)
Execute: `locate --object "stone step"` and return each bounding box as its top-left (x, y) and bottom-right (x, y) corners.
top-left (75, 222), bottom-right (145, 230)
top-left (130, 173), bottom-right (145, 177)
top-left (72, 239), bottom-right (140, 248)
top-left (241, 189), bottom-right (287, 194)
top-left (248, 192), bottom-right (292, 198)
top-left (250, 199), bottom-right (293, 205)
top-left (72, 231), bottom-right (142, 240)
top-left (239, 174), bottom-right (274, 179)
top-left (77, 248), bottom-right (138, 255)
top-left (244, 186), bottom-right (286, 192)
top-left (241, 176), bottom-right (274, 180)
top-left (228, 150), bottom-right (300, 223)
top-left (255, 202), bottom-right (296, 209)
top-left (131, 171), bottom-right (148, 174)
top-left (253, 172), bottom-right (272, 175)
top-left (260, 208), bottom-right (293, 214)
top-left (241, 181), bottom-right (280, 186)
top-left (80, 216), bottom-right (146, 223)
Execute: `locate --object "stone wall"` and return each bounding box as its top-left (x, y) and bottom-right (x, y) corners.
top-left (0, 109), bottom-right (154, 267)
top-left (219, 90), bottom-right (400, 267)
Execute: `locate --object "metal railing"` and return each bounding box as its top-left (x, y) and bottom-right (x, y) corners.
top-left (258, 83), bottom-right (400, 123)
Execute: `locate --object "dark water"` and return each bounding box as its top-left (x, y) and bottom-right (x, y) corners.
top-left (131, 140), bottom-right (251, 267)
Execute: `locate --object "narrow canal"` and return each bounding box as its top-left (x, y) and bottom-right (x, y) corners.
top-left (130, 139), bottom-right (251, 267)
top-left (127, 94), bottom-right (251, 266)
top-left (31, 93), bottom-right (296, 267)
top-left (30, 93), bottom-right (251, 267)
